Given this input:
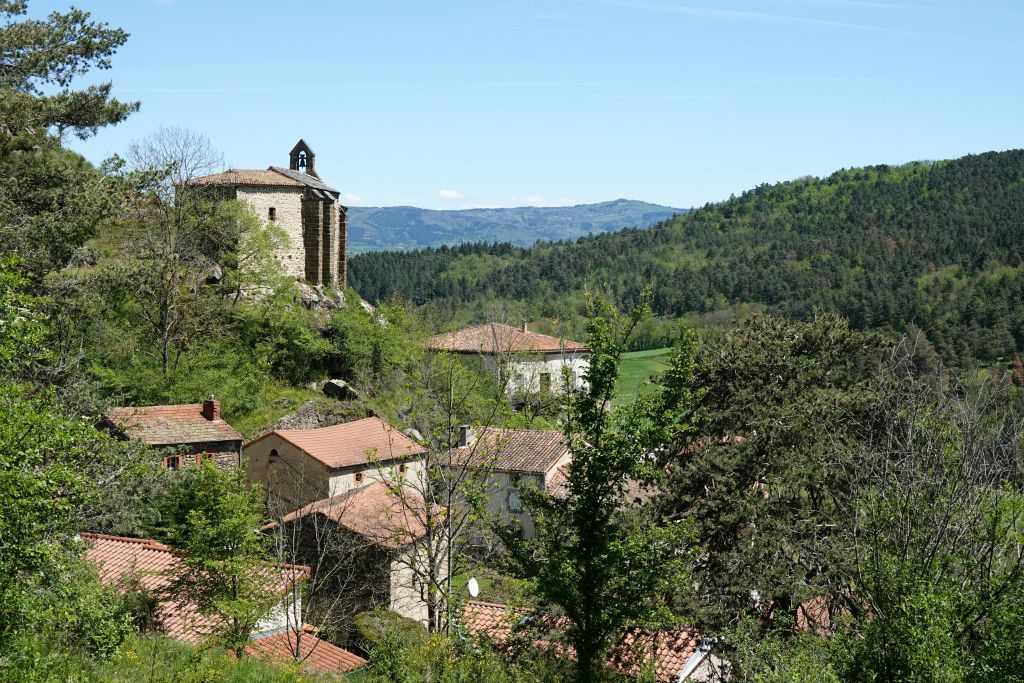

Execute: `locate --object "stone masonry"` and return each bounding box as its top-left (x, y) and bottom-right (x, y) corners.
top-left (190, 140), bottom-right (348, 287)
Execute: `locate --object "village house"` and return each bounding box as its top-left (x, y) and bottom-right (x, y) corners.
top-left (447, 426), bottom-right (572, 540)
top-left (102, 397), bottom-right (243, 470)
top-left (246, 417), bottom-right (439, 627)
top-left (425, 323), bottom-right (590, 396)
top-left (190, 139), bottom-right (348, 287)
top-left (81, 532), bottom-right (367, 676)
top-left (245, 416), bottom-right (426, 513)
top-left (462, 601), bottom-right (721, 682)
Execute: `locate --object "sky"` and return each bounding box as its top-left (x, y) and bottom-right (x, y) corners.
top-left (32, 0), bottom-right (1024, 210)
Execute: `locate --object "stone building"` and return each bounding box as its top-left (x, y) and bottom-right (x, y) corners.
top-left (102, 397), bottom-right (243, 470)
top-left (425, 323), bottom-right (590, 396)
top-left (446, 426), bottom-right (572, 540)
top-left (191, 140), bottom-right (348, 287)
top-left (246, 417), bottom-right (439, 627)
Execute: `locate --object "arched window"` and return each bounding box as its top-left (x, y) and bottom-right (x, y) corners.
top-left (269, 448), bottom-right (279, 462)
top-left (297, 151), bottom-right (307, 172)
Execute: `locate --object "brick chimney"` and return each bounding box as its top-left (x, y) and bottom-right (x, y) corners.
top-left (458, 425), bottom-right (475, 447)
top-left (202, 395), bottom-right (220, 421)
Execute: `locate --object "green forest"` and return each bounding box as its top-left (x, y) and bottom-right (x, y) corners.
top-left (350, 151), bottom-right (1024, 365)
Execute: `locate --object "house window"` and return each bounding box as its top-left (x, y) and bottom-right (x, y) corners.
top-left (355, 471), bottom-right (364, 484)
top-left (194, 453), bottom-right (208, 467)
top-left (269, 448), bottom-right (279, 462)
top-left (163, 455), bottom-right (181, 471)
top-left (399, 464), bottom-right (407, 474)
top-left (539, 372), bottom-right (552, 393)
top-left (508, 488), bottom-right (523, 513)
top-left (268, 207), bottom-right (277, 221)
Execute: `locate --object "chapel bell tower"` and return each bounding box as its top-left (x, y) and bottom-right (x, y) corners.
top-left (289, 139), bottom-right (318, 178)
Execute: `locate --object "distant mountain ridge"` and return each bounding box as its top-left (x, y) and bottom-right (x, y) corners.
top-left (345, 199), bottom-right (685, 252)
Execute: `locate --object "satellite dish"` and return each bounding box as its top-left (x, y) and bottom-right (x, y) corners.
top-left (467, 577), bottom-right (480, 598)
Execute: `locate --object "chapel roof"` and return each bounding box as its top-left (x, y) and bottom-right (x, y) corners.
top-left (425, 323), bottom-right (589, 354)
top-left (189, 166), bottom-right (339, 195)
top-left (105, 404), bottom-right (242, 446)
top-left (250, 416), bottom-right (425, 470)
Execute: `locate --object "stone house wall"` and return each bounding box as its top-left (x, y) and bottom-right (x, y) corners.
top-left (235, 187), bottom-right (307, 280)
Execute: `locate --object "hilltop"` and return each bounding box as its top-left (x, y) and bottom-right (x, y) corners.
top-left (349, 150), bottom-right (1024, 365)
top-left (346, 199), bottom-right (685, 252)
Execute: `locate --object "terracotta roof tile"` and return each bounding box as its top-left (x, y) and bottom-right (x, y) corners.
top-left (274, 482), bottom-right (433, 550)
top-left (81, 533), bottom-right (308, 644)
top-left (188, 169), bottom-right (304, 188)
top-left (462, 601), bottom-right (704, 682)
top-left (246, 626), bottom-right (367, 674)
top-left (105, 404), bottom-right (242, 447)
top-left (426, 323), bottom-right (589, 354)
top-left (257, 417), bottom-right (424, 470)
top-left (450, 428), bottom-right (569, 474)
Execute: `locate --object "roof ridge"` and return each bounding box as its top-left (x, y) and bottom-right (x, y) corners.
top-left (80, 532), bottom-right (171, 551)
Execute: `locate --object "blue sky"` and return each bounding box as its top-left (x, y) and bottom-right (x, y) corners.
top-left (37, 0), bottom-right (1024, 209)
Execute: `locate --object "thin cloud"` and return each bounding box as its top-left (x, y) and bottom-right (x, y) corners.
top-left (342, 192), bottom-right (363, 203)
top-left (589, 0), bottom-right (925, 35)
top-left (439, 189), bottom-right (465, 200)
top-left (521, 195), bottom-right (573, 207)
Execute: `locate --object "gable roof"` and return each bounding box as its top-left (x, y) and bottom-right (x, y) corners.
top-left (462, 601), bottom-right (706, 683)
top-left (255, 416), bottom-right (425, 470)
top-left (188, 169), bottom-right (305, 188)
top-left (81, 533), bottom-right (308, 643)
top-left (246, 626), bottom-right (367, 674)
top-left (189, 166), bottom-right (339, 195)
top-left (425, 323), bottom-right (590, 354)
top-left (450, 428), bottom-right (569, 475)
top-left (272, 482), bottom-right (432, 550)
top-left (269, 166), bottom-right (339, 194)
top-left (105, 404), bottom-right (242, 447)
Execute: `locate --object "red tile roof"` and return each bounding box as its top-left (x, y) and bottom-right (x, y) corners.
top-left (462, 601), bottom-right (705, 683)
top-left (246, 626), bottom-right (367, 674)
top-left (188, 169), bottom-right (305, 188)
top-left (273, 482), bottom-right (432, 550)
top-left (426, 323), bottom-right (590, 354)
top-left (450, 428), bottom-right (569, 474)
top-left (546, 463), bottom-right (571, 497)
top-left (81, 533), bottom-right (308, 643)
top-left (254, 417), bottom-right (425, 470)
top-left (106, 404), bottom-right (242, 447)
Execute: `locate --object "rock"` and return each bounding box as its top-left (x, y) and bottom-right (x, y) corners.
top-left (297, 282), bottom-right (344, 311)
top-left (323, 379), bottom-right (359, 401)
top-left (205, 263), bottom-right (223, 284)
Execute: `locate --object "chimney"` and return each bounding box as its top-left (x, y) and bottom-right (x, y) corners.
top-left (202, 395), bottom-right (220, 421)
top-left (522, 320), bottom-right (529, 333)
top-left (458, 425), bottom-right (475, 448)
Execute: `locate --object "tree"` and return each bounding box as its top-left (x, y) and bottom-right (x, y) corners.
top-left (0, 0), bottom-right (138, 275)
top-left (660, 313), bottom-right (890, 634)
top-left (501, 294), bottom-right (700, 682)
top-left (161, 463), bottom-right (284, 656)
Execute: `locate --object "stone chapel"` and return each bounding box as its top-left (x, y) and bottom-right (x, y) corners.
top-left (191, 140), bottom-right (347, 287)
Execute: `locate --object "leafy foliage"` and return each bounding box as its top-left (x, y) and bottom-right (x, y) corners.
top-left (502, 295), bottom-right (699, 682)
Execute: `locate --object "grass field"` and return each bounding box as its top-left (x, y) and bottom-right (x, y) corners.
top-left (617, 347), bottom-right (673, 403)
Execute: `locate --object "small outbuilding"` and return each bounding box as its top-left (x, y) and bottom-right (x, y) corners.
top-left (103, 397), bottom-right (243, 470)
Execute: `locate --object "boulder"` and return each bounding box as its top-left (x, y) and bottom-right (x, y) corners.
top-left (323, 378), bottom-right (359, 401)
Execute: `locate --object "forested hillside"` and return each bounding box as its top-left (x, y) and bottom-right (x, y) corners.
top-left (346, 199), bottom-right (683, 252)
top-left (350, 151), bottom-right (1024, 364)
